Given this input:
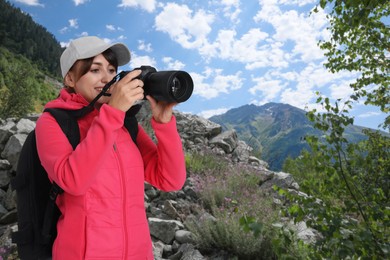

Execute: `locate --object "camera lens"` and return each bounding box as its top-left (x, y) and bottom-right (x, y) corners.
top-left (170, 77), bottom-right (182, 99)
top-left (135, 67), bottom-right (193, 103)
top-left (168, 73), bottom-right (193, 102)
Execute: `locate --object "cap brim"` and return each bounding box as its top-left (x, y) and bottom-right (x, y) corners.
top-left (109, 43), bottom-right (131, 66)
top-left (61, 37), bottom-right (131, 77)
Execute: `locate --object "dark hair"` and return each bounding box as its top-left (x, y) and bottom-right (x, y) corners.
top-left (67, 48), bottom-right (119, 84)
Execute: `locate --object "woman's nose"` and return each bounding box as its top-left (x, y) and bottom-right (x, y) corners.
top-left (101, 71), bottom-right (111, 83)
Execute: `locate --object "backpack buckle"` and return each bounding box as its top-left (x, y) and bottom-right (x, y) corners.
top-left (49, 183), bottom-right (63, 201)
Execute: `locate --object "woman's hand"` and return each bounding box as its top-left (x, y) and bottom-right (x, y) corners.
top-left (108, 70), bottom-right (144, 112)
top-left (146, 95), bottom-right (176, 124)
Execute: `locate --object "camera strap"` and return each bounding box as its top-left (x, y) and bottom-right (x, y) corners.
top-left (76, 71), bottom-right (141, 118)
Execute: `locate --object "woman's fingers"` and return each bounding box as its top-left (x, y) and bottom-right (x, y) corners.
top-left (108, 70), bottom-right (145, 111)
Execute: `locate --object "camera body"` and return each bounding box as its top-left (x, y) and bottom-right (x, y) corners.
top-left (119, 66), bottom-right (194, 103)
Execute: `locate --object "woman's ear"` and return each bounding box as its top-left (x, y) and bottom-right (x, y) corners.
top-left (64, 72), bottom-right (76, 88)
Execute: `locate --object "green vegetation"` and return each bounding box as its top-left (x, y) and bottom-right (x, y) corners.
top-left (279, 99), bottom-right (389, 258)
top-left (315, 0), bottom-right (389, 128)
top-left (0, 47), bottom-right (59, 118)
top-left (277, 1), bottom-right (389, 259)
top-left (186, 151), bottom-right (284, 259)
top-left (0, 0), bottom-right (63, 77)
top-left (186, 152), bottom-right (316, 259)
top-left (240, 0), bottom-right (389, 259)
top-left (0, 0), bottom-right (63, 118)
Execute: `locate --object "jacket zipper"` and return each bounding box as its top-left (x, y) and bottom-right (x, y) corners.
top-left (113, 142), bottom-right (128, 259)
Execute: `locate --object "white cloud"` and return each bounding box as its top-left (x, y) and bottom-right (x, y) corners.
top-left (59, 41), bottom-right (68, 48)
top-left (14, 0), bottom-right (43, 6)
top-left (357, 111), bottom-right (382, 118)
top-left (249, 76), bottom-right (286, 103)
top-left (59, 19), bottom-right (78, 35)
top-left (277, 66), bottom-right (354, 110)
top-left (118, 0), bottom-right (156, 13)
top-left (329, 81), bottom-right (354, 100)
top-left (129, 53), bottom-right (157, 69)
top-left (59, 27), bottom-right (68, 34)
top-left (199, 28), bottom-right (291, 71)
top-left (212, 0), bottom-right (242, 23)
top-left (192, 68), bottom-right (243, 99)
top-left (280, 87), bottom-right (314, 109)
top-left (155, 3), bottom-right (214, 49)
top-left (198, 107), bottom-right (230, 118)
top-left (278, 0), bottom-right (317, 7)
top-left (254, 0), bottom-right (328, 62)
top-left (69, 19), bottom-right (78, 29)
top-left (73, 0), bottom-right (89, 6)
top-left (106, 25), bottom-right (116, 31)
top-left (79, 31), bottom-right (89, 37)
top-left (138, 40), bottom-right (153, 53)
top-left (154, 2), bottom-right (298, 71)
top-left (117, 35), bottom-right (127, 41)
top-left (248, 59), bottom-right (346, 110)
top-left (296, 62), bottom-right (335, 88)
top-left (162, 57), bottom-right (185, 70)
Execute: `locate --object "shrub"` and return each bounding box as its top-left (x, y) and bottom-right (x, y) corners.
top-left (186, 151), bottom-right (281, 259)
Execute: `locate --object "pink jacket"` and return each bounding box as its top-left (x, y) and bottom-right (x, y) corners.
top-left (35, 89), bottom-right (186, 259)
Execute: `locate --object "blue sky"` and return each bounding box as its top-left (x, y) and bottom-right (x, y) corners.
top-left (8, 0), bottom-right (388, 130)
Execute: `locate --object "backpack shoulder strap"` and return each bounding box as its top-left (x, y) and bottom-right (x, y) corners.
top-left (124, 104), bottom-right (141, 144)
top-left (40, 108), bottom-right (81, 242)
top-left (47, 104), bottom-right (140, 145)
top-left (44, 108), bottom-right (81, 149)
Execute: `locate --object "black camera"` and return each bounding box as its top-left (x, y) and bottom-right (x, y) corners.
top-left (116, 66), bottom-right (194, 103)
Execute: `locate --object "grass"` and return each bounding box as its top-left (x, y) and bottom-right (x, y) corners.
top-left (185, 151), bottom-right (280, 259)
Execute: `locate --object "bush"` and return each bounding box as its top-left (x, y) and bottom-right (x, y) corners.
top-left (186, 151), bottom-right (285, 259)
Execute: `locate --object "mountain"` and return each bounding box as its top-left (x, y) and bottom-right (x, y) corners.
top-left (209, 103), bottom-right (368, 171)
top-left (0, 0), bottom-right (63, 118)
top-left (0, 0), bottom-right (63, 77)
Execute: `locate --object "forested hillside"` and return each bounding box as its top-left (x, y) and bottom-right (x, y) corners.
top-left (0, 0), bottom-right (63, 77)
top-left (0, 0), bottom-right (62, 118)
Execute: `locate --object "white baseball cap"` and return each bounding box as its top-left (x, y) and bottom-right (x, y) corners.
top-left (60, 36), bottom-right (131, 78)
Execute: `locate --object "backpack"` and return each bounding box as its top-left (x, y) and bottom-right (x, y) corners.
top-left (11, 105), bottom-right (140, 260)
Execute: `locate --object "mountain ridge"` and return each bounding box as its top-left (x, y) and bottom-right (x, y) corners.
top-left (209, 102), bottom-right (369, 171)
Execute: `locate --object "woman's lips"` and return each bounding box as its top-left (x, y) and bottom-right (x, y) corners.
top-left (95, 87), bottom-right (111, 96)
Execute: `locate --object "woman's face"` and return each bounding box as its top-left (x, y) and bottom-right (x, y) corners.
top-left (67, 54), bottom-right (117, 105)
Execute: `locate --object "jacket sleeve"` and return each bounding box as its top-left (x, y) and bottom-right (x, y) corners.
top-left (35, 104), bottom-right (125, 195)
top-left (136, 116), bottom-right (186, 192)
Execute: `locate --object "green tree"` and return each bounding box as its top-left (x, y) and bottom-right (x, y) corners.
top-left (0, 47), bottom-right (59, 118)
top-left (245, 1), bottom-right (389, 258)
top-left (277, 0), bottom-right (389, 258)
top-left (315, 0), bottom-right (389, 129)
top-left (281, 96), bottom-right (389, 258)
top-left (0, 60), bottom-right (35, 118)
top-left (0, 0), bottom-right (63, 77)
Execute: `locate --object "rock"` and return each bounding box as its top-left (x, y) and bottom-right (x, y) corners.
top-left (148, 218), bottom-right (184, 244)
top-left (1, 134), bottom-right (27, 172)
top-left (209, 129), bottom-right (238, 153)
top-left (163, 200), bottom-right (180, 219)
top-left (13, 118), bottom-right (36, 134)
top-left (0, 120), bottom-right (16, 151)
top-left (175, 230), bottom-right (194, 244)
top-left (0, 170), bottom-right (10, 189)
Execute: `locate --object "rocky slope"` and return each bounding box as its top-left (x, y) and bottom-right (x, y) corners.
top-left (0, 104), bottom-right (314, 259)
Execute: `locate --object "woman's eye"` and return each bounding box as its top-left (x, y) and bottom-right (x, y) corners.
top-left (90, 69), bottom-right (99, 73)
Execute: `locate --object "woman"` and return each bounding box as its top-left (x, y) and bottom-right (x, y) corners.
top-left (35, 36), bottom-right (186, 259)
